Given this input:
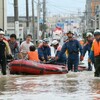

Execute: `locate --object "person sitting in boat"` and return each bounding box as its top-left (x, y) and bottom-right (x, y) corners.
top-left (26, 45), bottom-right (39, 62)
top-left (20, 34), bottom-right (34, 58)
top-left (37, 40), bottom-right (43, 46)
top-left (51, 40), bottom-right (67, 65)
top-left (8, 34), bottom-right (20, 60)
top-left (38, 38), bottom-right (51, 62)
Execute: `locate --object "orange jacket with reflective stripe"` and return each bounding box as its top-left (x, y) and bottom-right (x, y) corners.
top-left (28, 51), bottom-right (39, 62)
top-left (93, 39), bottom-right (100, 56)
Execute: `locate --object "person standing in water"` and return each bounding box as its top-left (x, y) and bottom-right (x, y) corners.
top-left (90, 30), bottom-right (100, 77)
top-left (55, 31), bottom-right (83, 72)
top-left (0, 29), bottom-right (12, 75)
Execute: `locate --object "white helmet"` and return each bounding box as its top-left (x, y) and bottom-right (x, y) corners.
top-left (0, 29), bottom-right (5, 35)
top-left (51, 40), bottom-right (59, 45)
top-left (43, 38), bottom-right (49, 43)
top-left (38, 40), bottom-right (43, 44)
top-left (94, 29), bottom-right (100, 35)
top-left (86, 32), bottom-right (93, 37)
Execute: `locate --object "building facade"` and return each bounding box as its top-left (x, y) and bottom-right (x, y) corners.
top-left (85, 0), bottom-right (100, 32)
top-left (85, 0), bottom-right (92, 31)
top-left (7, 16), bottom-right (37, 40)
top-left (95, 5), bottom-right (100, 29)
top-left (0, 0), bottom-right (7, 31)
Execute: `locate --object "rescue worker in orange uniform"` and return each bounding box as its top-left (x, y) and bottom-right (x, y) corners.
top-left (90, 30), bottom-right (100, 77)
top-left (27, 45), bottom-right (39, 62)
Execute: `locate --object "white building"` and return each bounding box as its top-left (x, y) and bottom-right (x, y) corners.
top-left (7, 16), bottom-right (37, 40)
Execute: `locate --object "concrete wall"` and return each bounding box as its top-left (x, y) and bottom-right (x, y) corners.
top-left (95, 5), bottom-right (100, 29)
top-left (0, 0), bottom-right (7, 31)
top-left (85, 0), bottom-right (92, 31)
top-left (85, 0), bottom-right (100, 31)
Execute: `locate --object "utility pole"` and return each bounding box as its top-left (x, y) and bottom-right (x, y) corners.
top-left (14, 0), bottom-right (19, 39)
top-left (69, 14), bottom-right (71, 31)
top-left (26, 0), bottom-right (29, 34)
top-left (37, 0), bottom-right (40, 40)
top-left (42, 0), bottom-right (46, 39)
top-left (32, 0), bottom-right (36, 45)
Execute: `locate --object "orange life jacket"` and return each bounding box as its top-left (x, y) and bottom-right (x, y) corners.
top-left (28, 51), bottom-right (39, 62)
top-left (93, 39), bottom-right (100, 56)
top-left (80, 40), bottom-right (84, 46)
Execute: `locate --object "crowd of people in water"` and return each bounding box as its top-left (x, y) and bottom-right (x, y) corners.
top-left (0, 28), bottom-right (100, 77)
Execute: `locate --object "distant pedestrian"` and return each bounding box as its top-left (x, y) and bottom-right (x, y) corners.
top-left (20, 38), bottom-right (23, 45)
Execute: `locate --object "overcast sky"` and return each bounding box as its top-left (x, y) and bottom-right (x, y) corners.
top-left (7, 0), bottom-right (86, 16)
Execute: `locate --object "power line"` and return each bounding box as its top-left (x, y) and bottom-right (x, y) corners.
top-left (47, 4), bottom-right (80, 15)
top-left (47, 2), bottom-right (100, 15)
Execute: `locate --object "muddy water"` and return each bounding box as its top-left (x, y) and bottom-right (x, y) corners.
top-left (0, 72), bottom-right (100, 100)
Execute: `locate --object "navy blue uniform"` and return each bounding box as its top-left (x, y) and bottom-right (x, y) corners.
top-left (38, 45), bottom-right (51, 61)
top-left (0, 41), bottom-right (7, 75)
top-left (55, 46), bottom-right (67, 65)
top-left (58, 39), bottom-right (83, 72)
top-left (83, 41), bottom-right (93, 71)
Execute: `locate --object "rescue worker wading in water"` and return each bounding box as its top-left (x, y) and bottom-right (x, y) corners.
top-left (0, 29), bottom-right (12, 75)
top-left (83, 32), bottom-right (93, 71)
top-left (90, 30), bottom-right (100, 77)
top-left (55, 31), bottom-right (83, 72)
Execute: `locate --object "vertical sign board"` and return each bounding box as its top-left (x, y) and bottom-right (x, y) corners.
top-left (15, 21), bottom-right (19, 39)
top-left (56, 22), bottom-right (64, 29)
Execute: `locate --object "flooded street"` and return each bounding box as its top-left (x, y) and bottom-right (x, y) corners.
top-left (0, 0), bottom-right (100, 99)
top-left (0, 45), bottom-right (99, 100)
top-left (0, 72), bottom-right (100, 100)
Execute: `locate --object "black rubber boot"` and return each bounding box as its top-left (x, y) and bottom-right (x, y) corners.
top-left (94, 72), bottom-right (100, 77)
top-left (88, 63), bottom-right (92, 71)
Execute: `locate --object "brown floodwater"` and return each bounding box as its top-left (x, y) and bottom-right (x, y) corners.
top-left (0, 71), bottom-right (100, 100)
